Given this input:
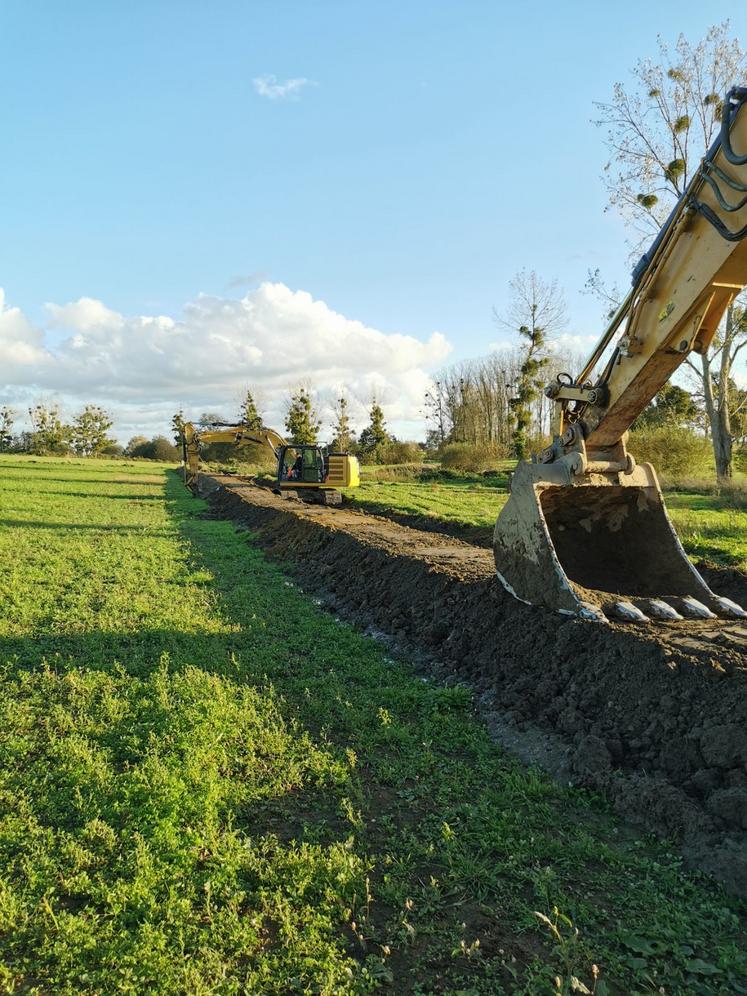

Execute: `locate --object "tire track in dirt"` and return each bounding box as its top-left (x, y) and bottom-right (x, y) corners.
top-left (203, 475), bottom-right (747, 894)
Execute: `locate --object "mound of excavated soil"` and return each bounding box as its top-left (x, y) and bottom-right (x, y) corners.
top-left (203, 476), bottom-right (747, 894)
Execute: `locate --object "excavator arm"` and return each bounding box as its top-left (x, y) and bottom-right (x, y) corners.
top-left (547, 86), bottom-right (747, 462)
top-left (182, 422), bottom-right (288, 490)
top-left (494, 86), bottom-right (747, 623)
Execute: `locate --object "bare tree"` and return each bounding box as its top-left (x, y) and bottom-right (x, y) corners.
top-left (594, 23), bottom-right (747, 478)
top-left (424, 381), bottom-right (449, 447)
top-left (594, 23), bottom-right (745, 249)
top-left (496, 270), bottom-right (568, 458)
top-left (687, 303), bottom-right (747, 478)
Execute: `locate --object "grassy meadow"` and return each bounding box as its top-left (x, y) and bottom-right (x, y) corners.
top-left (0, 455), bottom-right (746, 994)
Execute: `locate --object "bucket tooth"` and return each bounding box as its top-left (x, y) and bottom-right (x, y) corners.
top-left (609, 600), bottom-right (650, 623)
top-left (578, 601), bottom-right (608, 623)
top-left (494, 458), bottom-right (735, 622)
top-left (675, 596), bottom-right (717, 620)
top-left (711, 595), bottom-right (747, 619)
top-left (644, 599), bottom-right (684, 621)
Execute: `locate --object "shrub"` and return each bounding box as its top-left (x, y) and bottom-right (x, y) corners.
top-left (628, 426), bottom-right (712, 480)
top-left (151, 436), bottom-right (181, 462)
top-left (374, 440), bottom-right (423, 465)
top-left (125, 435), bottom-right (149, 457)
top-left (438, 442), bottom-right (501, 474)
top-left (100, 443), bottom-right (124, 457)
top-left (360, 464), bottom-right (424, 482)
top-left (129, 436), bottom-right (181, 462)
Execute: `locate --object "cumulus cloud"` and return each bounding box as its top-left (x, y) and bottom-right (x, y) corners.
top-left (45, 297), bottom-right (125, 333)
top-left (0, 289), bottom-right (50, 373)
top-left (0, 283), bottom-right (451, 443)
top-left (252, 74), bottom-right (314, 100)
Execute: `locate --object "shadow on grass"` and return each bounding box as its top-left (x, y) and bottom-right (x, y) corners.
top-left (0, 519), bottom-right (171, 534)
top-left (0, 627), bottom-right (226, 675)
top-left (0, 474), bottom-right (167, 486)
top-left (4, 488), bottom-right (165, 501)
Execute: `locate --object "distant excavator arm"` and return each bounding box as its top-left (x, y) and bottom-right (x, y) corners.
top-left (494, 86), bottom-right (747, 623)
top-left (182, 422), bottom-right (288, 489)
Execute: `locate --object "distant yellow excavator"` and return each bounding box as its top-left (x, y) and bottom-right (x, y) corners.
top-left (494, 86), bottom-right (747, 623)
top-left (182, 421), bottom-right (360, 505)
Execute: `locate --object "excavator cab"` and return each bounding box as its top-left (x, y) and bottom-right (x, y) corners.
top-left (278, 445), bottom-right (326, 484)
top-left (275, 444), bottom-right (360, 503)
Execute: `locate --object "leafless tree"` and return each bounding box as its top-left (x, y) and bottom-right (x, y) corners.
top-left (594, 22), bottom-right (745, 249)
top-left (495, 270), bottom-right (568, 457)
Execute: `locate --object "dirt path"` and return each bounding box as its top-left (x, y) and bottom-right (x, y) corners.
top-left (203, 475), bottom-right (747, 894)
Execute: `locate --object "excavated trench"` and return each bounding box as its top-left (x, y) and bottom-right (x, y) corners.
top-left (202, 475), bottom-right (747, 894)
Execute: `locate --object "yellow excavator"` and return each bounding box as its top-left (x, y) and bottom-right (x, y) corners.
top-left (182, 421), bottom-right (360, 505)
top-left (495, 86), bottom-right (747, 623)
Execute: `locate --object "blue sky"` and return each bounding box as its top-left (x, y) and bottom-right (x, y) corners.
top-left (1, 1), bottom-right (746, 439)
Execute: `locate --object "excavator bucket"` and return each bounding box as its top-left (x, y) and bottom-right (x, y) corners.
top-left (494, 460), bottom-right (746, 623)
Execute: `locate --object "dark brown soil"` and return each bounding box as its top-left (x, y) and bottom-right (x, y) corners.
top-left (204, 475), bottom-right (747, 895)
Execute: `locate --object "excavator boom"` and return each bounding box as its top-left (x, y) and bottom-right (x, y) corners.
top-left (494, 86), bottom-right (747, 623)
top-left (182, 422), bottom-right (288, 490)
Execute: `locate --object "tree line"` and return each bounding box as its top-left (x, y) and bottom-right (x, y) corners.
top-left (0, 403), bottom-right (181, 460)
top-left (0, 404), bottom-right (118, 457)
top-left (172, 388), bottom-right (422, 466)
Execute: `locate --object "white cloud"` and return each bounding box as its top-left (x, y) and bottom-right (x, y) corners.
top-left (252, 74), bottom-right (314, 101)
top-left (0, 283), bottom-right (451, 443)
top-left (551, 332), bottom-right (601, 352)
top-left (0, 288), bottom-right (50, 373)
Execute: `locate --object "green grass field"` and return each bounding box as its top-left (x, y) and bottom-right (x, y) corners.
top-left (348, 470), bottom-right (747, 568)
top-left (1, 455), bottom-right (746, 994)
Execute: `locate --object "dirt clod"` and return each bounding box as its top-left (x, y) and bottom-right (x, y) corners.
top-left (707, 788), bottom-right (747, 829)
top-left (700, 724), bottom-right (747, 768)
